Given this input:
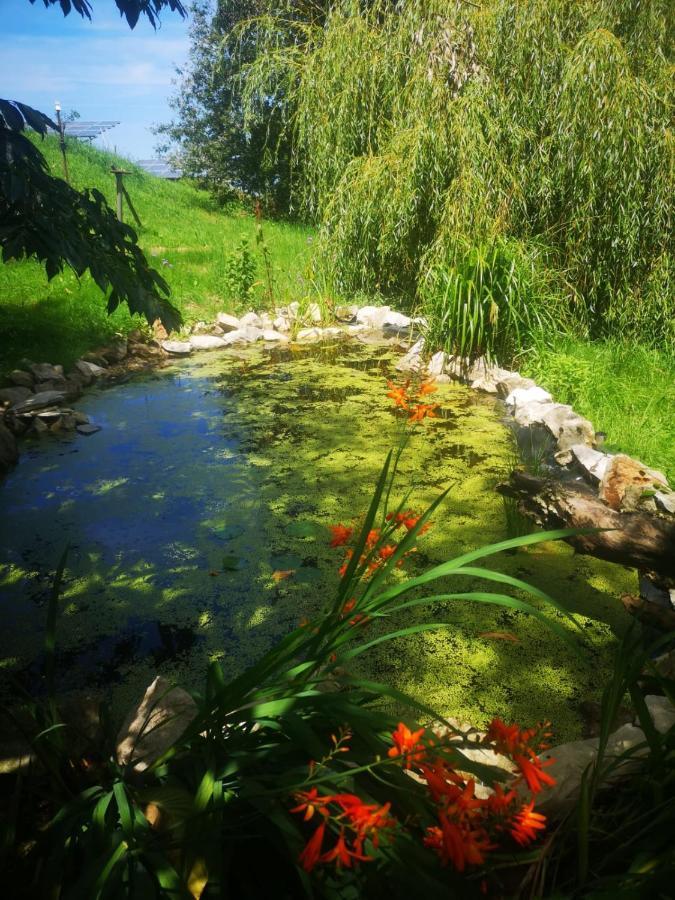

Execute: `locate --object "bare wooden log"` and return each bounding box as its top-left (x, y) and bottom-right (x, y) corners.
top-left (497, 471), bottom-right (675, 579)
top-left (621, 594), bottom-right (675, 631)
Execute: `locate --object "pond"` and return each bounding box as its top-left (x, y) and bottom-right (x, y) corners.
top-left (0, 340), bottom-right (632, 740)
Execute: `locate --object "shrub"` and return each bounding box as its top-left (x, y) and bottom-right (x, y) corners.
top-left (222, 238), bottom-right (257, 304)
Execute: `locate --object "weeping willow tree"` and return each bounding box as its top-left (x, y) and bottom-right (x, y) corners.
top-left (227, 0), bottom-right (672, 352)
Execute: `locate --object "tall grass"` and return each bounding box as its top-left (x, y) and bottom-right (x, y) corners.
top-left (0, 136), bottom-right (313, 374)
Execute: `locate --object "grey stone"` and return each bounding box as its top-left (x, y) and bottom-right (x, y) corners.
top-left (345, 323), bottom-right (368, 335)
top-left (239, 311), bottom-right (263, 329)
top-left (383, 311), bottom-right (412, 331)
top-left (0, 421), bottom-right (19, 471)
top-left (427, 351), bottom-right (447, 377)
top-left (35, 407), bottom-right (66, 423)
top-left (262, 329), bottom-right (289, 343)
top-left (210, 324), bottom-right (225, 335)
top-left (296, 327), bottom-right (323, 342)
top-left (189, 334), bottom-right (227, 351)
top-left (10, 391), bottom-right (67, 414)
top-left (655, 491), bottom-right (675, 515)
top-left (160, 340), bottom-right (192, 357)
top-left (434, 374), bottom-right (452, 384)
top-left (356, 305), bottom-right (391, 329)
top-left (513, 400), bottom-right (556, 427)
top-left (496, 374), bottom-right (537, 398)
top-left (82, 352), bottom-right (109, 368)
top-left (273, 316), bottom-right (290, 333)
top-left (76, 423), bottom-right (102, 436)
top-left (286, 301), bottom-right (300, 320)
top-left (75, 359), bottom-right (107, 379)
top-left (305, 302), bottom-right (323, 323)
top-left (29, 362), bottom-right (64, 382)
top-left (335, 305), bottom-right (358, 322)
top-left (73, 411), bottom-right (90, 425)
top-left (8, 370), bottom-right (34, 388)
top-left (395, 337), bottom-right (425, 372)
top-left (571, 444), bottom-right (613, 483)
top-left (0, 386), bottom-right (32, 407)
top-left (116, 675), bottom-right (197, 773)
top-left (190, 320), bottom-right (210, 335)
top-left (32, 417), bottom-right (49, 436)
top-left (542, 404), bottom-right (595, 450)
top-left (505, 385), bottom-right (552, 408)
top-left (216, 312), bottom-right (241, 332)
top-left (221, 329), bottom-right (249, 346)
top-left (101, 339), bottom-right (128, 363)
top-left (34, 380), bottom-right (67, 393)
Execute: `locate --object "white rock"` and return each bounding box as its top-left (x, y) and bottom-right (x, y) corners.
top-left (0, 386), bottom-right (32, 407)
top-left (273, 316), bottom-right (290, 332)
top-left (239, 311), bottom-right (263, 328)
top-left (287, 301), bottom-right (300, 320)
top-left (345, 324), bottom-right (368, 334)
top-left (160, 340), bottom-right (192, 357)
top-left (571, 444), bottom-right (613, 483)
top-left (496, 374), bottom-right (537, 398)
top-left (655, 491), bottom-right (675, 515)
top-left (296, 327), bottom-right (323, 342)
top-left (216, 312), bottom-right (241, 332)
top-left (542, 404), bottom-right (595, 450)
top-left (320, 327), bottom-right (346, 340)
top-left (505, 385), bottom-right (553, 408)
top-left (427, 351), bottom-right (447, 377)
top-left (305, 302), bottom-right (322, 323)
top-left (189, 334), bottom-right (227, 351)
top-left (396, 337), bottom-right (425, 372)
top-left (116, 676), bottom-right (197, 773)
top-left (513, 400), bottom-right (556, 427)
top-left (75, 359), bottom-right (107, 378)
top-left (383, 311), bottom-right (412, 329)
top-left (262, 329), bottom-right (289, 343)
top-left (356, 305), bottom-right (392, 329)
top-left (241, 325), bottom-right (264, 342)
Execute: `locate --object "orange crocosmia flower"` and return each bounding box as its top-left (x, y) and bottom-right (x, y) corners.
top-left (298, 821), bottom-right (326, 872)
top-left (329, 524), bottom-right (353, 548)
top-left (341, 597), bottom-right (357, 617)
top-left (418, 380), bottom-right (438, 396)
top-left (378, 544), bottom-right (397, 562)
top-left (513, 754), bottom-right (556, 795)
top-left (408, 403), bottom-right (438, 423)
top-left (349, 612), bottom-right (370, 627)
top-left (338, 549), bottom-right (354, 578)
top-left (388, 722), bottom-right (426, 768)
top-left (365, 528), bottom-right (381, 550)
top-left (386, 380), bottom-right (410, 410)
top-left (510, 802), bottom-right (547, 846)
top-left (290, 787), bottom-right (333, 822)
top-left (320, 829), bottom-right (371, 868)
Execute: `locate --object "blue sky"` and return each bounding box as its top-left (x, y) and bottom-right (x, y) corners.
top-left (2, 0), bottom-right (192, 160)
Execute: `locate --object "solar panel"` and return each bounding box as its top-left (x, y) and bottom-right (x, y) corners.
top-left (62, 121), bottom-right (120, 140)
top-left (136, 159), bottom-right (182, 179)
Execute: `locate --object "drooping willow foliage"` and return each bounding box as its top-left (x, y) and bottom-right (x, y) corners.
top-left (228, 0), bottom-right (673, 354)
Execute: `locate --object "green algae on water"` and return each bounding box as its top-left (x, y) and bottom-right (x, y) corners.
top-left (0, 341), bottom-right (632, 740)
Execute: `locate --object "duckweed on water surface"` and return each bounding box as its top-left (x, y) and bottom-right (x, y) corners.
top-left (0, 341), bottom-right (632, 739)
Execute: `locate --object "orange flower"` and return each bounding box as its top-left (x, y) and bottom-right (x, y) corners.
top-left (418, 380), bottom-right (438, 396)
top-left (484, 719), bottom-right (556, 796)
top-left (408, 403), bottom-right (438, 423)
top-left (338, 549), bottom-right (354, 578)
top-left (386, 380), bottom-right (410, 410)
top-left (510, 802), bottom-right (547, 846)
top-left (378, 544), bottom-right (397, 562)
top-left (291, 787), bottom-right (332, 822)
top-left (298, 821), bottom-right (326, 872)
top-left (365, 528), bottom-right (381, 550)
top-left (320, 829), bottom-right (371, 868)
top-left (341, 598), bottom-right (357, 617)
top-left (329, 524), bottom-right (353, 547)
top-left (388, 722), bottom-right (426, 768)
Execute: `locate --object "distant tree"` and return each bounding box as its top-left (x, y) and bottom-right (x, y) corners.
top-left (157, 1), bottom-right (327, 216)
top-left (0, 0), bottom-right (189, 331)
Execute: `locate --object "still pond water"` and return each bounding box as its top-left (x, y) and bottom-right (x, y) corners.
top-left (0, 341), bottom-right (631, 739)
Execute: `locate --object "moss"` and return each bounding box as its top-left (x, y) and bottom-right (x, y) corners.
top-left (0, 341), bottom-right (631, 739)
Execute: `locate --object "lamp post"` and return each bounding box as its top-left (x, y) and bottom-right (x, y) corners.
top-left (54, 101), bottom-right (70, 184)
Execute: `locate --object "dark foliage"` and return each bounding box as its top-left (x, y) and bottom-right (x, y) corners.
top-left (0, 100), bottom-right (181, 330)
top-left (28, 0), bottom-right (188, 29)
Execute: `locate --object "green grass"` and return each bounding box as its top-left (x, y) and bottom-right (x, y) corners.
top-left (0, 136), bottom-right (314, 374)
top-left (522, 335), bottom-right (675, 482)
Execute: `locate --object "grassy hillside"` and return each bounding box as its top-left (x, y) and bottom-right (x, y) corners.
top-left (0, 136), bottom-right (313, 373)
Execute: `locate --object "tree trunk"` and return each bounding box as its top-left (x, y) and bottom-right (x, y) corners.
top-left (497, 471), bottom-right (675, 580)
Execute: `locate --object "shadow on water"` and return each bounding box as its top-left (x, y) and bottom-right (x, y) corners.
top-left (0, 339), bottom-right (633, 737)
